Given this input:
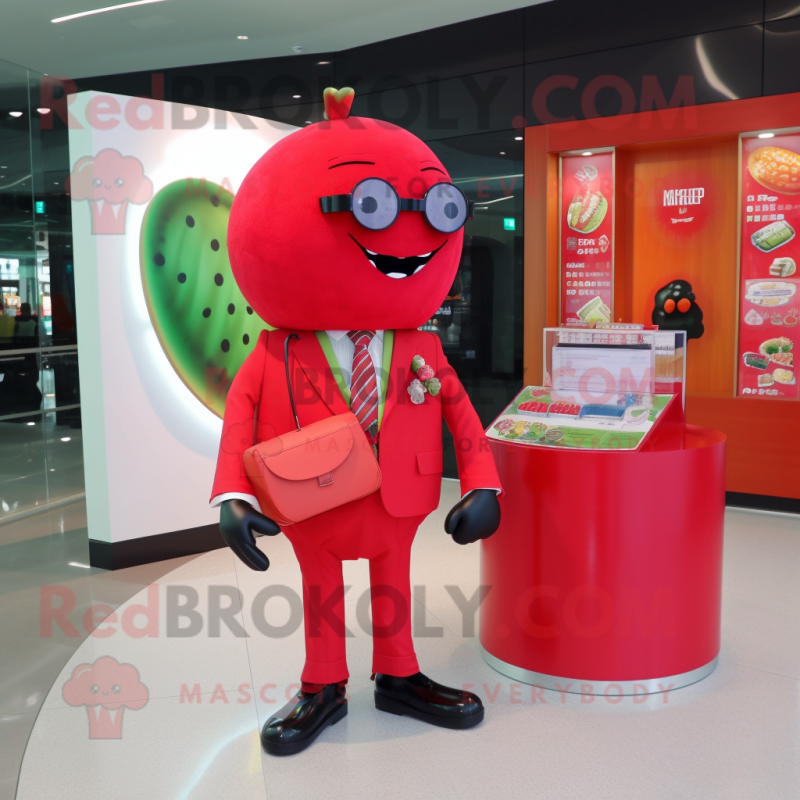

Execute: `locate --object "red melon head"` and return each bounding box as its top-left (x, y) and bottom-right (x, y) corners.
top-left (227, 87), bottom-right (468, 330)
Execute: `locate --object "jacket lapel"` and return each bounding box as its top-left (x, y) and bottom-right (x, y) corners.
top-left (381, 328), bottom-right (416, 429)
top-left (289, 330), bottom-right (351, 417)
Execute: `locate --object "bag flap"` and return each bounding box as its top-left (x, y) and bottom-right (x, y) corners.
top-left (255, 414), bottom-right (357, 481)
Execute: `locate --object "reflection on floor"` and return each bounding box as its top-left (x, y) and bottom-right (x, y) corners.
top-left (4, 485), bottom-right (800, 799)
top-left (0, 501), bottom-right (198, 800)
top-left (0, 415), bottom-right (85, 522)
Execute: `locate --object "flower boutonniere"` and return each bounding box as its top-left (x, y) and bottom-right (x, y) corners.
top-left (407, 355), bottom-right (441, 405)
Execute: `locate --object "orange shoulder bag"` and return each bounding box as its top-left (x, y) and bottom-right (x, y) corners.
top-left (242, 334), bottom-right (382, 526)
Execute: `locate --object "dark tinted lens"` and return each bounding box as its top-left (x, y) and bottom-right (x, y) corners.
top-left (424, 183), bottom-right (468, 233)
top-left (351, 179), bottom-right (399, 230)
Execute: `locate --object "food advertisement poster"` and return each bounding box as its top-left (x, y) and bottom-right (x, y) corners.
top-left (560, 153), bottom-right (614, 326)
top-left (738, 136), bottom-right (799, 399)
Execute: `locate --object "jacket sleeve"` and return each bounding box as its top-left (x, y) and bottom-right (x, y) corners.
top-left (209, 330), bottom-right (269, 501)
top-left (434, 334), bottom-right (503, 496)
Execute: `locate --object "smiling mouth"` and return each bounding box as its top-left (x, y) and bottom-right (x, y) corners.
top-left (349, 234), bottom-right (445, 279)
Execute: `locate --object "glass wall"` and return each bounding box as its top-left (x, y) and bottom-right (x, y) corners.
top-left (0, 49), bottom-right (525, 501)
top-left (0, 58), bottom-right (84, 521)
top-left (427, 132), bottom-right (524, 477)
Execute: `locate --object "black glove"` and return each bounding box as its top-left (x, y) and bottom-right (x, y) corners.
top-left (219, 499), bottom-right (280, 571)
top-left (445, 489), bottom-right (501, 546)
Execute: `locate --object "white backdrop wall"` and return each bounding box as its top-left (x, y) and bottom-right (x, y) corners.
top-left (69, 92), bottom-right (295, 544)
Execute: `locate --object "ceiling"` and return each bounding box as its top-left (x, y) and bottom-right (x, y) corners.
top-left (0, 0), bottom-right (550, 79)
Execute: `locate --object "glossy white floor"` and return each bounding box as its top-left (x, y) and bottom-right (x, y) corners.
top-left (6, 482), bottom-right (800, 799)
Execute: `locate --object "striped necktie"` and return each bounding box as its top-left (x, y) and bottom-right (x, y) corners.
top-left (347, 330), bottom-right (378, 441)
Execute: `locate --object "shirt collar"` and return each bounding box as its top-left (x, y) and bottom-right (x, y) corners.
top-left (326, 330), bottom-right (384, 343)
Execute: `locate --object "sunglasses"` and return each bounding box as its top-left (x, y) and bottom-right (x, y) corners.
top-left (319, 178), bottom-right (474, 233)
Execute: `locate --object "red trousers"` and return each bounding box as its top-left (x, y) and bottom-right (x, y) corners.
top-left (283, 492), bottom-right (425, 684)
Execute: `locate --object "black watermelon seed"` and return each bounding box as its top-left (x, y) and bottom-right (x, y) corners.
top-left (214, 273), bottom-right (223, 286)
top-left (186, 215), bottom-right (195, 228)
top-left (153, 253), bottom-right (165, 266)
top-left (221, 339), bottom-right (230, 353)
top-left (177, 272), bottom-right (187, 283)
top-left (210, 195), bottom-right (220, 207)
top-left (227, 303), bottom-right (235, 315)
top-left (243, 334), bottom-right (250, 345)
top-left (246, 306), bottom-right (253, 315)
top-left (210, 239), bottom-right (220, 251)
top-left (202, 308), bottom-right (211, 318)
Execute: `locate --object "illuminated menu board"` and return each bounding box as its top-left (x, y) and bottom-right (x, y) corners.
top-left (560, 152), bottom-right (614, 326)
top-left (738, 135), bottom-right (799, 399)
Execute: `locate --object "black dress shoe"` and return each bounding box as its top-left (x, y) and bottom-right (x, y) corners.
top-left (261, 683), bottom-right (347, 755)
top-left (373, 672), bottom-right (484, 729)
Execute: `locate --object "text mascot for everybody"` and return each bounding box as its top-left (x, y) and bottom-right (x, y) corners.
top-left (211, 87), bottom-right (502, 755)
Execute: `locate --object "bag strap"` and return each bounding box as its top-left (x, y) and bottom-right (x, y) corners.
top-left (252, 334), bottom-right (264, 447)
top-left (284, 334), bottom-right (301, 431)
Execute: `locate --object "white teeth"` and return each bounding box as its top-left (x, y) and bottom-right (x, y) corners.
top-left (365, 249), bottom-right (432, 277)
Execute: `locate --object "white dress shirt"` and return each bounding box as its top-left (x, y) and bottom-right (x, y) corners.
top-left (325, 329), bottom-right (386, 401)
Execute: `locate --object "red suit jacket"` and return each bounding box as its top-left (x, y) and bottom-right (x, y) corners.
top-left (211, 328), bottom-right (501, 518)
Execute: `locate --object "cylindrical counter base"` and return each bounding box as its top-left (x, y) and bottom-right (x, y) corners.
top-left (480, 424), bottom-right (726, 695)
top-left (482, 647), bottom-right (719, 696)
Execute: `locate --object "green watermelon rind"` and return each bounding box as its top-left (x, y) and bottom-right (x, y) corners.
top-left (139, 179), bottom-right (270, 418)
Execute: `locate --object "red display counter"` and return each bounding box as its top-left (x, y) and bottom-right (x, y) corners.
top-left (481, 418), bottom-right (726, 696)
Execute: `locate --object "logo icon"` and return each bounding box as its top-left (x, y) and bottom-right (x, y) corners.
top-left (67, 149), bottom-right (153, 235)
top-left (656, 180), bottom-right (710, 235)
top-left (62, 656), bottom-right (148, 739)
top-left (663, 187), bottom-right (704, 225)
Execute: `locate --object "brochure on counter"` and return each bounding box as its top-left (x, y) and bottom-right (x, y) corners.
top-left (486, 386), bottom-right (674, 451)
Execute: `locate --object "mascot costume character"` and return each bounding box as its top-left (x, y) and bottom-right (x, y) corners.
top-left (211, 87), bottom-right (502, 755)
